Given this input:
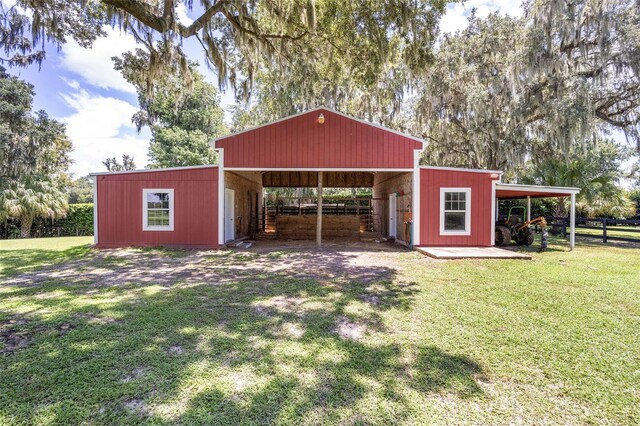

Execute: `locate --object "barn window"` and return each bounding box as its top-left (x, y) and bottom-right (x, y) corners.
top-left (440, 188), bottom-right (471, 235)
top-left (142, 189), bottom-right (174, 231)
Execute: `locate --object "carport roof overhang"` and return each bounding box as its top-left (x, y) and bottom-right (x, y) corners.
top-left (495, 183), bottom-right (580, 200)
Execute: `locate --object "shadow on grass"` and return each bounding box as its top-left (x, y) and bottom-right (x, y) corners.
top-left (0, 247), bottom-right (485, 425)
top-left (0, 244), bottom-right (93, 278)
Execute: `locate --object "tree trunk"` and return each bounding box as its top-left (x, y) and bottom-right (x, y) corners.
top-left (554, 197), bottom-right (568, 218)
top-left (20, 216), bottom-right (33, 238)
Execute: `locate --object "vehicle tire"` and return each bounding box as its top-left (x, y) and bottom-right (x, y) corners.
top-left (515, 228), bottom-right (534, 246)
top-left (495, 225), bottom-right (511, 246)
top-left (525, 229), bottom-right (535, 246)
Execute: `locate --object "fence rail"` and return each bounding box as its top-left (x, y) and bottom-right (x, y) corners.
top-left (542, 217), bottom-right (640, 244)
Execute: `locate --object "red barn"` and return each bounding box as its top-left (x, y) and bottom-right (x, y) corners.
top-left (91, 108), bottom-right (579, 250)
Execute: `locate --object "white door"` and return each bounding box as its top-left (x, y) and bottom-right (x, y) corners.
top-left (225, 188), bottom-right (235, 242)
top-left (388, 194), bottom-right (397, 238)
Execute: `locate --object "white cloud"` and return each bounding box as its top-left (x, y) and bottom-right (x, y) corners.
top-left (440, 0), bottom-right (525, 34)
top-left (175, 2), bottom-right (194, 25)
top-left (60, 27), bottom-right (138, 94)
top-left (60, 89), bottom-right (150, 176)
top-left (60, 77), bottom-right (81, 90)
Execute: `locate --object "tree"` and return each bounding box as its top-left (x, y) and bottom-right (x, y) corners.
top-left (0, 68), bottom-right (71, 179)
top-left (521, 138), bottom-right (631, 217)
top-left (412, 13), bottom-right (525, 172)
top-left (3, 1), bottom-right (445, 102)
top-left (0, 1), bottom-right (106, 68)
top-left (103, 155), bottom-right (136, 172)
top-left (518, 0), bottom-right (640, 151)
top-left (0, 177), bottom-right (67, 238)
top-left (0, 68), bottom-right (71, 237)
top-left (629, 189), bottom-right (640, 218)
top-left (412, 0), bottom-right (640, 174)
top-left (115, 54), bottom-right (226, 167)
top-left (67, 175), bottom-right (93, 204)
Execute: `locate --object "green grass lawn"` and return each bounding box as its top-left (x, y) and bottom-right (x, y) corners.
top-left (0, 236), bottom-right (93, 278)
top-left (0, 237), bottom-right (638, 425)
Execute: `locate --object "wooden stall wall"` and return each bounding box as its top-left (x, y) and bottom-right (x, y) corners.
top-left (96, 167), bottom-right (218, 248)
top-left (372, 172), bottom-right (413, 241)
top-left (224, 171), bottom-right (263, 239)
top-left (419, 168), bottom-right (498, 247)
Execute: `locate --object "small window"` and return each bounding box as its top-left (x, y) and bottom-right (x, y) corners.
top-left (143, 189), bottom-right (174, 231)
top-left (440, 188), bottom-right (471, 235)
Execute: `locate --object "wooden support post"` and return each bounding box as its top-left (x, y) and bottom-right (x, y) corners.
top-left (570, 193), bottom-right (576, 251)
top-left (317, 171), bottom-right (323, 247)
top-left (526, 196), bottom-right (531, 221)
top-left (602, 218), bottom-right (608, 243)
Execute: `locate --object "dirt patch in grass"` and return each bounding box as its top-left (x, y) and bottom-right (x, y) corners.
top-left (3, 241), bottom-right (408, 291)
top-left (0, 316), bottom-right (33, 354)
top-left (0, 329), bottom-right (32, 354)
top-left (120, 367), bottom-right (149, 383)
top-left (333, 316), bottom-right (367, 341)
top-left (74, 312), bottom-right (123, 326)
top-left (123, 398), bottom-right (147, 414)
top-left (168, 345), bottom-right (184, 355)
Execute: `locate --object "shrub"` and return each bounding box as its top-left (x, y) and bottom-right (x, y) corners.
top-left (0, 203), bottom-right (94, 239)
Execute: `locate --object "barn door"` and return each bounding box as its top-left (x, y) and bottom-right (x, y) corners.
top-left (224, 188), bottom-right (235, 242)
top-left (388, 194), bottom-right (397, 238)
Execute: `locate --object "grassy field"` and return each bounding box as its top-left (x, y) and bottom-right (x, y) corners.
top-left (0, 236), bottom-right (94, 278)
top-left (575, 224), bottom-right (640, 240)
top-left (0, 237), bottom-right (638, 425)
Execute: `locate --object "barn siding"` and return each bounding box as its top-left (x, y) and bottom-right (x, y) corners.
top-left (419, 168), bottom-right (498, 247)
top-left (96, 167), bottom-right (218, 248)
top-left (216, 109), bottom-right (423, 169)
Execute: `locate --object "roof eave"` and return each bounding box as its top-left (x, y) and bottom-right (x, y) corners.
top-left (89, 164), bottom-right (218, 177)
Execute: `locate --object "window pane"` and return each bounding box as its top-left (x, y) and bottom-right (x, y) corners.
top-left (147, 192), bottom-right (170, 209)
top-left (147, 209), bottom-right (169, 226)
top-left (458, 192), bottom-right (466, 202)
top-left (445, 192), bottom-right (452, 201)
top-left (444, 212), bottom-right (466, 231)
top-left (451, 192), bottom-right (458, 201)
top-left (445, 201), bottom-right (452, 210)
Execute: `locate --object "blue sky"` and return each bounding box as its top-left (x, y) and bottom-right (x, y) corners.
top-left (7, 1), bottom-right (525, 177)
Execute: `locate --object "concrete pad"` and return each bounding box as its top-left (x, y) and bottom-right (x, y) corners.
top-left (415, 246), bottom-right (532, 260)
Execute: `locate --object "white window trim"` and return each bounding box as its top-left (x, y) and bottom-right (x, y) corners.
top-left (440, 187), bottom-right (471, 236)
top-left (142, 188), bottom-right (175, 231)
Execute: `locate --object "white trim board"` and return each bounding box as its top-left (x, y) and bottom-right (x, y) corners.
top-left (490, 180), bottom-right (497, 246)
top-left (495, 183), bottom-right (580, 195)
top-left (90, 165), bottom-right (218, 176)
top-left (412, 149), bottom-right (422, 246)
top-left (217, 148), bottom-right (225, 245)
top-left (420, 166), bottom-right (503, 174)
top-left (439, 187), bottom-right (472, 236)
top-left (223, 167), bottom-right (414, 172)
top-left (92, 176), bottom-right (98, 245)
top-left (211, 107), bottom-right (428, 148)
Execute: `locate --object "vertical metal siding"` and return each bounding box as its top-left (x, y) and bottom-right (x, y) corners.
top-left (216, 109), bottom-right (423, 169)
top-left (419, 168), bottom-right (498, 246)
top-left (96, 167), bottom-right (218, 248)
